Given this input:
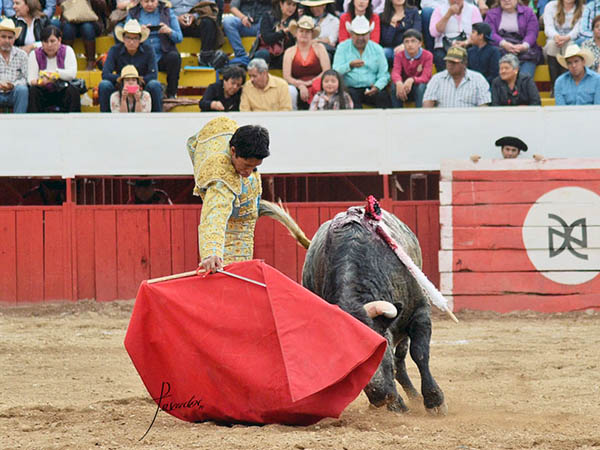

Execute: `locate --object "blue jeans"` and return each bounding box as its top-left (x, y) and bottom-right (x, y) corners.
top-left (0, 84), bottom-right (29, 113)
top-left (61, 21), bottom-right (97, 41)
top-left (391, 82), bottom-right (427, 108)
top-left (99, 79), bottom-right (163, 112)
top-left (421, 7), bottom-right (435, 52)
top-left (519, 61), bottom-right (537, 78)
top-left (384, 46), bottom-right (395, 69)
top-left (222, 16), bottom-right (260, 65)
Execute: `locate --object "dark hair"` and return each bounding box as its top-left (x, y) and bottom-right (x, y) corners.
top-left (381, 0), bottom-right (415, 26)
top-left (304, 1), bottom-right (336, 17)
top-left (230, 125), bottom-right (270, 159)
top-left (221, 65), bottom-right (246, 82)
top-left (592, 14), bottom-right (600, 30)
top-left (40, 25), bottom-right (62, 42)
top-left (402, 28), bottom-right (422, 42)
top-left (320, 69), bottom-right (351, 109)
top-left (273, 0), bottom-right (299, 21)
top-left (348, 0), bottom-right (372, 20)
top-left (21, 0), bottom-right (44, 18)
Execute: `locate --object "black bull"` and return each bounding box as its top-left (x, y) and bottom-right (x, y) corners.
top-left (263, 202), bottom-right (447, 414)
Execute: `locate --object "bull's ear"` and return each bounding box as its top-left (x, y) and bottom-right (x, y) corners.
top-left (364, 301), bottom-right (398, 319)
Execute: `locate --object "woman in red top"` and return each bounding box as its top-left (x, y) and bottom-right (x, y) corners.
top-left (283, 15), bottom-right (331, 109)
top-left (338, 0), bottom-right (381, 43)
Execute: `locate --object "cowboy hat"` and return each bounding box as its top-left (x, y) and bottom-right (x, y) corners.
top-left (345, 15), bottom-right (374, 35)
top-left (300, 0), bottom-right (334, 6)
top-left (115, 19), bottom-right (150, 43)
top-left (0, 17), bottom-right (22, 39)
top-left (117, 65), bottom-right (144, 84)
top-left (556, 44), bottom-right (594, 69)
top-left (288, 16), bottom-right (321, 39)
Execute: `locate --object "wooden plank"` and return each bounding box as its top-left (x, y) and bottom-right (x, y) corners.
top-left (440, 180), bottom-right (600, 206)
top-left (444, 168), bottom-right (600, 182)
top-left (392, 204), bottom-right (417, 233)
top-left (94, 209), bottom-right (118, 301)
top-left (149, 209), bottom-right (172, 279)
top-left (416, 203), bottom-right (440, 287)
top-left (96, 36), bottom-right (115, 54)
top-left (116, 210), bottom-right (150, 300)
top-left (453, 294), bottom-right (600, 313)
top-left (75, 208), bottom-right (96, 300)
top-left (0, 210), bottom-right (17, 303)
top-left (16, 210), bottom-right (44, 302)
top-left (254, 215), bottom-right (275, 266)
top-left (273, 206), bottom-right (298, 281)
top-left (294, 206), bottom-right (321, 282)
top-left (443, 272), bottom-right (600, 295)
top-left (170, 209), bottom-right (186, 274)
top-left (43, 210), bottom-right (65, 300)
top-left (183, 209), bottom-right (199, 271)
top-left (176, 37), bottom-right (201, 53)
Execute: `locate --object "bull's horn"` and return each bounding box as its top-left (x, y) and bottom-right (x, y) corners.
top-left (364, 301), bottom-right (398, 319)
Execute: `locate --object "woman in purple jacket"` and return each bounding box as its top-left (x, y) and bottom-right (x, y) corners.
top-left (484, 0), bottom-right (542, 78)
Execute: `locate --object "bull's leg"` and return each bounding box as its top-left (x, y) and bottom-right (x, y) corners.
top-left (394, 336), bottom-right (420, 402)
top-left (364, 344), bottom-right (408, 413)
top-left (407, 307), bottom-right (447, 415)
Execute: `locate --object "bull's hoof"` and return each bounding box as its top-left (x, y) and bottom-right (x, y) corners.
top-left (386, 398), bottom-right (409, 413)
top-left (426, 402), bottom-right (448, 416)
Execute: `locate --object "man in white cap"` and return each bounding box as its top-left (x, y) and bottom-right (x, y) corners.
top-left (332, 15), bottom-right (391, 109)
top-left (0, 17), bottom-right (28, 113)
top-left (554, 44), bottom-right (600, 106)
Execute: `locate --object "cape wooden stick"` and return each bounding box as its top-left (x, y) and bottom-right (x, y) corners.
top-left (147, 269), bottom-right (266, 287)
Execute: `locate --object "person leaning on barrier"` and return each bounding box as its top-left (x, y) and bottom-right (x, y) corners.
top-left (0, 17), bottom-right (29, 113)
top-left (491, 53), bottom-right (541, 106)
top-left (239, 57), bottom-right (293, 111)
top-left (199, 64), bottom-right (245, 111)
top-left (99, 19), bottom-right (163, 112)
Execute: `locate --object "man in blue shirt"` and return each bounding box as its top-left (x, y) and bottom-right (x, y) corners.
top-left (555, 44), bottom-right (600, 106)
top-left (332, 15), bottom-right (391, 109)
top-left (467, 22), bottom-right (499, 87)
top-left (99, 20), bottom-right (163, 112)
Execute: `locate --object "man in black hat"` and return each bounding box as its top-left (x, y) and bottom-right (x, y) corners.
top-left (467, 22), bottom-right (500, 86)
top-left (495, 136), bottom-right (527, 159)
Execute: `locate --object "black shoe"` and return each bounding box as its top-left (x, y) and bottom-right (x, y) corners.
top-left (198, 51), bottom-right (215, 67)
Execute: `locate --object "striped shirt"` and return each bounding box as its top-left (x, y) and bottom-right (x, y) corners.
top-left (0, 46), bottom-right (28, 87)
top-left (423, 68), bottom-right (491, 107)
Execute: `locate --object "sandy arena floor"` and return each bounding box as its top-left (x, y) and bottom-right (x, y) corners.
top-left (1, 300), bottom-right (599, 450)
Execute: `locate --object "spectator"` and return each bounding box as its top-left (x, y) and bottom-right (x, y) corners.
top-left (554, 43), bottom-right (600, 105)
top-left (239, 57), bottom-right (292, 110)
top-left (0, 17), bottom-right (28, 113)
top-left (543, 0), bottom-right (584, 88)
top-left (339, 0), bottom-right (381, 44)
top-left (60, 0), bottom-right (105, 70)
top-left (391, 28), bottom-right (432, 108)
top-left (342, 0), bottom-right (383, 15)
top-left (222, 0), bottom-right (272, 66)
top-left (27, 25), bottom-right (80, 112)
top-left (110, 65), bottom-right (152, 112)
top-left (99, 20), bottom-right (163, 112)
top-left (128, 0), bottom-right (182, 99)
top-left (579, 0), bottom-right (600, 42)
top-left (127, 179), bottom-right (172, 204)
top-left (11, 0), bottom-right (50, 54)
top-left (582, 15), bottom-right (600, 71)
top-left (7, 0), bottom-right (56, 22)
top-left (301, 0), bottom-right (339, 60)
top-left (467, 22), bottom-right (500, 86)
top-left (379, 0), bottom-right (421, 67)
top-left (253, 0), bottom-right (298, 69)
top-left (484, 0), bottom-right (542, 78)
top-left (423, 45), bottom-right (490, 107)
top-left (283, 15), bottom-right (330, 109)
top-left (491, 53), bottom-right (541, 105)
top-left (170, 0), bottom-right (226, 68)
top-left (332, 15), bottom-right (391, 108)
top-left (309, 68), bottom-right (354, 108)
top-left (430, 0), bottom-right (482, 72)
top-left (495, 136), bottom-right (528, 158)
top-left (199, 64), bottom-right (245, 111)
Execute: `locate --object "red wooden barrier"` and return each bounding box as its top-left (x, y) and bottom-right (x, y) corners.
top-left (0, 201), bottom-right (440, 303)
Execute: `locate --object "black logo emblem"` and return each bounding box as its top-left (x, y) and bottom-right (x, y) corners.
top-left (548, 214), bottom-right (588, 260)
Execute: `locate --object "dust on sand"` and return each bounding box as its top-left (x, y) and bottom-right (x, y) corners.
top-left (1, 301), bottom-right (599, 450)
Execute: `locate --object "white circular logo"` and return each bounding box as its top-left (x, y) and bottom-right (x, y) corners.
top-left (522, 187), bottom-right (600, 285)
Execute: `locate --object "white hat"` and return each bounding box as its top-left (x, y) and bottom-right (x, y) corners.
top-left (557, 44), bottom-right (594, 69)
top-left (345, 15), bottom-right (374, 35)
top-left (115, 19), bottom-right (150, 43)
top-left (0, 17), bottom-right (22, 39)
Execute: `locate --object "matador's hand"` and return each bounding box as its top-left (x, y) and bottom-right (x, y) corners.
top-left (198, 255), bottom-right (223, 274)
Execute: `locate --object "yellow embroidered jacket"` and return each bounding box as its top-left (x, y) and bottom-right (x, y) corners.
top-left (187, 117), bottom-right (262, 264)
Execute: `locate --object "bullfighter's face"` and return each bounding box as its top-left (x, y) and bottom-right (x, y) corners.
top-left (231, 149), bottom-right (263, 178)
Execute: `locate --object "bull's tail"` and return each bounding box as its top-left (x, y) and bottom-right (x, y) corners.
top-left (259, 200), bottom-right (311, 249)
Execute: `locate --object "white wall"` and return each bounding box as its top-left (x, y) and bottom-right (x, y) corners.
top-left (2, 106), bottom-right (598, 177)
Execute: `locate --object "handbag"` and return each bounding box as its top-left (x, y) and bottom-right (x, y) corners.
top-left (442, 31), bottom-right (467, 53)
top-left (61, 0), bottom-right (99, 23)
top-left (70, 78), bottom-right (88, 94)
top-left (498, 30), bottom-right (543, 64)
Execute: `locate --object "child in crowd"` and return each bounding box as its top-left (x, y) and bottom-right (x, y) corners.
top-left (309, 69), bottom-right (353, 109)
top-left (110, 65), bottom-right (152, 112)
top-left (391, 28), bottom-right (432, 108)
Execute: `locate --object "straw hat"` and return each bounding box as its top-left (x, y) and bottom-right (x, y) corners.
top-left (300, 0), bottom-right (334, 6)
top-left (556, 44), bottom-right (594, 69)
top-left (288, 16), bottom-right (320, 39)
top-left (345, 15), bottom-right (374, 35)
top-left (0, 17), bottom-right (22, 39)
top-left (117, 65), bottom-right (144, 83)
top-left (115, 19), bottom-right (150, 43)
